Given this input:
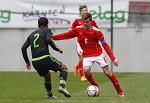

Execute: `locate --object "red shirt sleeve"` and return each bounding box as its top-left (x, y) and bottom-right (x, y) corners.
top-left (71, 19), bottom-right (77, 29)
top-left (98, 31), bottom-right (116, 62)
top-left (91, 20), bottom-right (98, 28)
top-left (52, 29), bottom-right (78, 40)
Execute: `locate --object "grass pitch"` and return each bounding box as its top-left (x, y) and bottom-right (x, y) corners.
top-left (0, 72), bottom-right (150, 103)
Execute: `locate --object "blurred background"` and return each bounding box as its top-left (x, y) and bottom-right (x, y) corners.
top-left (0, 0), bottom-right (150, 72)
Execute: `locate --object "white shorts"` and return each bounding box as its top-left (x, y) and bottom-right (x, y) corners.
top-left (76, 39), bottom-right (83, 55)
top-left (83, 53), bottom-right (108, 68)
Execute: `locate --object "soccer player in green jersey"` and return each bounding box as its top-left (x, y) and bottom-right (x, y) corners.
top-left (21, 17), bottom-right (71, 98)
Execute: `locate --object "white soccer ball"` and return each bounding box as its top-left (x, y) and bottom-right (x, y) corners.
top-left (86, 85), bottom-right (100, 97)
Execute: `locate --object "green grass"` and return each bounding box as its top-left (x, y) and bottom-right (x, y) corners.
top-left (0, 72), bottom-right (150, 103)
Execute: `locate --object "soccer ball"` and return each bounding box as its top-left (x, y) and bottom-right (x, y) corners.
top-left (86, 85), bottom-right (100, 97)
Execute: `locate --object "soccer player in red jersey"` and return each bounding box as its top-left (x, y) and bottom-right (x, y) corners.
top-left (52, 13), bottom-right (124, 97)
top-left (72, 5), bottom-right (98, 82)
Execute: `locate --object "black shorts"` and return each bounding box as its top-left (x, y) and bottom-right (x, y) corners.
top-left (32, 55), bottom-right (62, 77)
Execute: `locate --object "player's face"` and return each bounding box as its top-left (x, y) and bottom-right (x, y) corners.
top-left (46, 24), bottom-right (48, 28)
top-left (80, 8), bottom-right (88, 16)
top-left (83, 18), bottom-right (91, 30)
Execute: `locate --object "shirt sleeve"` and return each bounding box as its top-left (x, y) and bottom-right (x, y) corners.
top-left (45, 29), bottom-right (60, 51)
top-left (52, 29), bottom-right (78, 40)
top-left (98, 31), bottom-right (116, 62)
top-left (48, 38), bottom-right (60, 51)
top-left (45, 29), bottom-right (53, 42)
top-left (92, 20), bottom-right (99, 28)
top-left (21, 36), bottom-right (30, 64)
top-left (71, 19), bottom-right (77, 29)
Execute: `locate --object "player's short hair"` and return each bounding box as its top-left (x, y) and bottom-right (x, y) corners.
top-left (79, 5), bottom-right (87, 12)
top-left (38, 17), bottom-right (48, 27)
top-left (82, 13), bottom-right (92, 21)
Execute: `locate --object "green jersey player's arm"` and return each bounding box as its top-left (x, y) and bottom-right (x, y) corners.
top-left (21, 36), bottom-right (30, 64)
top-left (48, 38), bottom-right (61, 52)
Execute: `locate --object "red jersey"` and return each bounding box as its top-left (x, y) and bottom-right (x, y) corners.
top-left (72, 18), bottom-right (98, 29)
top-left (52, 27), bottom-right (116, 62)
top-left (72, 18), bottom-right (99, 55)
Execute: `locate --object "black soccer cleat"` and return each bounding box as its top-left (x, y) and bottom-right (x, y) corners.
top-left (46, 93), bottom-right (57, 99)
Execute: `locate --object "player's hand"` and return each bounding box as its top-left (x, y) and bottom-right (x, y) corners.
top-left (113, 59), bottom-right (118, 67)
top-left (59, 48), bottom-right (63, 54)
top-left (26, 63), bottom-right (31, 70)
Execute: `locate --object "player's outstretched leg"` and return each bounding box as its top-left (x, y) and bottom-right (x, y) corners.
top-left (85, 72), bottom-right (99, 87)
top-left (84, 66), bottom-right (99, 87)
top-left (102, 66), bottom-right (124, 97)
top-left (108, 73), bottom-right (124, 97)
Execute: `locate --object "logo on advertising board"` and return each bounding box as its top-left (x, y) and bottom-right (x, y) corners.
top-left (0, 10), bottom-right (11, 23)
top-left (23, 5), bottom-right (70, 25)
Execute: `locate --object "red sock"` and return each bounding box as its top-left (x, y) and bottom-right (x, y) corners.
top-left (77, 61), bottom-right (84, 77)
top-left (79, 68), bottom-right (84, 77)
top-left (86, 73), bottom-right (99, 87)
top-left (109, 73), bottom-right (123, 94)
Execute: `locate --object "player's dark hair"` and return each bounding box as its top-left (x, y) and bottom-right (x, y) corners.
top-left (38, 17), bottom-right (48, 28)
top-left (79, 5), bottom-right (87, 12)
top-left (82, 13), bottom-right (92, 21)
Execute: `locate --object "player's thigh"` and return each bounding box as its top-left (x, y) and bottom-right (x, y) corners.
top-left (32, 56), bottom-right (62, 76)
top-left (96, 53), bottom-right (108, 68)
top-left (47, 55), bottom-right (62, 72)
top-left (32, 60), bottom-right (49, 77)
top-left (83, 57), bottom-right (94, 68)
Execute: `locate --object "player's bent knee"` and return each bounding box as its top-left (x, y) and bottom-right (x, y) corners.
top-left (84, 67), bottom-right (90, 75)
top-left (102, 65), bottom-right (111, 76)
top-left (61, 63), bottom-right (68, 71)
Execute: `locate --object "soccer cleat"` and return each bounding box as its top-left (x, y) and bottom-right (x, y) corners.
top-left (58, 86), bottom-right (71, 97)
top-left (118, 92), bottom-right (124, 97)
top-left (80, 76), bottom-right (87, 82)
top-left (74, 64), bottom-right (78, 76)
top-left (93, 82), bottom-right (99, 87)
top-left (46, 93), bottom-right (57, 99)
